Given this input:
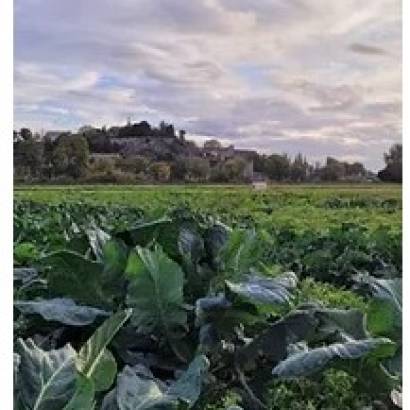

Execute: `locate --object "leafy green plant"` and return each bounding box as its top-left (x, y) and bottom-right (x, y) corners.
top-left (13, 206), bottom-right (402, 409)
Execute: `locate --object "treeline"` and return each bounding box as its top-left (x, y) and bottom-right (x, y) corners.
top-left (253, 153), bottom-right (370, 182)
top-left (13, 125), bottom-right (402, 184)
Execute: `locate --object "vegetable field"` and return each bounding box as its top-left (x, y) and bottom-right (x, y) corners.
top-left (13, 184), bottom-right (402, 409)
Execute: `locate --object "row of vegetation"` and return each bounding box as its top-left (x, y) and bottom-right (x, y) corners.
top-left (13, 123), bottom-right (402, 184)
top-left (14, 193), bottom-right (402, 408)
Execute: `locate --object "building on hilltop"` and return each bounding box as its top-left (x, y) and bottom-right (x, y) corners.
top-left (44, 130), bottom-right (70, 142)
top-left (110, 135), bottom-right (200, 159)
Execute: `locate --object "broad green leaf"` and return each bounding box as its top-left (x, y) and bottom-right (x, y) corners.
top-left (167, 354), bottom-right (209, 405)
top-left (13, 267), bottom-right (38, 284)
top-left (313, 307), bottom-right (368, 341)
top-left (341, 358), bottom-right (400, 395)
top-left (195, 294), bottom-right (232, 327)
top-left (14, 242), bottom-right (39, 265)
top-left (14, 353), bottom-right (21, 403)
top-left (391, 389), bottom-right (402, 408)
top-left (101, 239), bottom-right (129, 302)
top-left (372, 278), bottom-right (402, 312)
top-left (220, 229), bottom-right (262, 276)
top-left (226, 272), bottom-right (298, 307)
top-left (14, 298), bottom-right (110, 326)
top-left (13, 267), bottom-right (46, 299)
top-left (14, 353), bottom-right (20, 381)
top-left (116, 365), bottom-right (177, 410)
top-left (101, 388), bottom-right (118, 410)
top-left (354, 275), bottom-right (402, 314)
top-left (204, 223), bottom-right (230, 269)
top-left (63, 374), bottom-right (95, 410)
top-left (113, 355), bottom-right (209, 409)
top-left (39, 250), bottom-right (122, 308)
top-left (102, 239), bottom-right (129, 277)
top-left (236, 309), bottom-right (318, 369)
top-left (385, 348), bottom-right (402, 376)
top-left (125, 246), bottom-right (187, 334)
top-left (116, 218), bottom-right (172, 248)
top-left (196, 294), bottom-right (258, 352)
top-left (77, 309), bottom-right (132, 392)
top-left (367, 299), bottom-right (397, 337)
top-left (90, 348), bottom-right (117, 392)
top-left (87, 227), bottom-right (111, 261)
top-left (272, 338), bottom-right (394, 378)
top-left (16, 338), bottom-right (77, 410)
top-left (178, 226), bottom-right (204, 267)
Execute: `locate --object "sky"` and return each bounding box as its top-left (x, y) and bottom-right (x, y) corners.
top-left (14, 0), bottom-right (402, 170)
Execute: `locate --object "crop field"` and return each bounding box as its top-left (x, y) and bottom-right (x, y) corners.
top-left (13, 184), bottom-right (402, 409)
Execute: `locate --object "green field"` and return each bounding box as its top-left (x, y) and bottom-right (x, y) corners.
top-left (13, 184), bottom-right (402, 409)
top-left (14, 183), bottom-right (402, 230)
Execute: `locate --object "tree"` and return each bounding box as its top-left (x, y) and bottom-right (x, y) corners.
top-left (185, 158), bottom-right (210, 181)
top-left (116, 155), bottom-right (149, 175)
top-left (345, 162), bottom-right (366, 177)
top-left (252, 153), bottom-right (267, 174)
top-left (290, 153), bottom-right (309, 182)
top-left (319, 157), bottom-right (345, 181)
top-left (223, 157), bottom-right (248, 181)
top-left (19, 128), bottom-right (33, 141)
top-left (209, 163), bottom-right (229, 182)
top-left (52, 134), bottom-right (89, 179)
top-left (384, 143), bottom-right (402, 165)
top-left (378, 144), bottom-right (402, 182)
top-left (171, 158), bottom-right (188, 181)
top-left (264, 154), bottom-right (291, 181)
top-left (42, 137), bottom-right (56, 179)
top-left (88, 157), bottom-right (115, 175)
top-left (78, 125), bottom-right (95, 135)
top-left (149, 162), bottom-right (171, 182)
top-left (14, 137), bottom-right (43, 178)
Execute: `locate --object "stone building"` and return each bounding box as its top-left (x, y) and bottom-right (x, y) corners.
top-left (202, 140), bottom-right (255, 180)
top-left (110, 136), bottom-right (200, 159)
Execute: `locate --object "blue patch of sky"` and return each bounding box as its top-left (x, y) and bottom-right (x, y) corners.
top-left (231, 62), bottom-right (273, 88)
top-left (96, 74), bottom-right (121, 89)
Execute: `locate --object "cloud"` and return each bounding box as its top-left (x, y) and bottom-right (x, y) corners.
top-left (349, 43), bottom-right (388, 55)
top-left (14, 0), bottom-right (401, 170)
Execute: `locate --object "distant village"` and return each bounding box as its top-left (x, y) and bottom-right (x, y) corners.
top-left (42, 122), bottom-right (260, 182)
top-left (14, 120), bottom-right (400, 184)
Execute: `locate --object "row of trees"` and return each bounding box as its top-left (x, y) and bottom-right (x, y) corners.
top-left (14, 130), bottom-right (250, 183)
top-left (13, 127), bottom-right (402, 183)
top-left (57, 154), bottom-right (250, 183)
top-left (253, 153), bottom-right (369, 182)
top-left (14, 132), bottom-right (89, 180)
